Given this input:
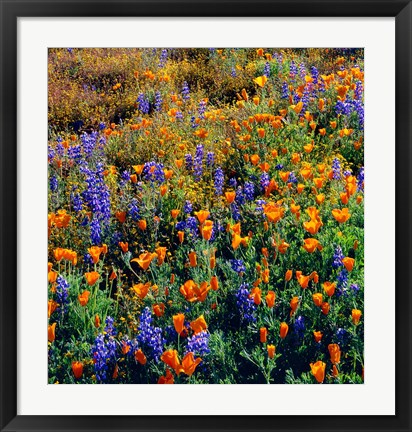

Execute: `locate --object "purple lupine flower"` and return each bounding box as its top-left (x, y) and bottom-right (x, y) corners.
top-left (183, 200), bottom-right (193, 214)
top-left (235, 283), bottom-right (257, 323)
top-left (49, 175), bottom-right (58, 192)
top-left (332, 158), bottom-right (341, 180)
top-left (181, 81), bottom-right (190, 101)
top-left (137, 93), bottom-right (150, 114)
top-left (357, 167), bottom-right (364, 191)
top-left (332, 246), bottom-right (344, 268)
top-left (206, 151), bottom-right (215, 167)
top-left (185, 154), bottom-right (193, 171)
top-left (185, 331), bottom-right (210, 358)
top-left (137, 307), bottom-right (165, 363)
top-left (154, 91), bottom-right (163, 112)
top-left (244, 181), bottom-right (255, 201)
top-left (281, 81), bottom-right (289, 99)
top-left (193, 145), bottom-right (204, 182)
top-left (231, 259), bottom-right (246, 274)
top-left (264, 62), bottom-right (271, 77)
top-left (214, 167), bottom-right (224, 196)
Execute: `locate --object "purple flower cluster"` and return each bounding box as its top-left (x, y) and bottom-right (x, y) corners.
top-left (142, 161), bottom-right (165, 183)
top-left (92, 317), bottom-right (118, 382)
top-left (214, 167), bottom-right (224, 196)
top-left (332, 158), bottom-right (341, 180)
top-left (193, 145), bottom-right (204, 182)
top-left (332, 246), bottom-right (344, 268)
top-left (181, 81), bottom-right (190, 101)
top-left (137, 93), bottom-right (150, 114)
top-left (56, 275), bottom-right (69, 312)
top-left (231, 259), bottom-right (246, 274)
top-left (185, 331), bottom-right (210, 358)
top-left (137, 307), bottom-right (165, 363)
top-left (235, 283), bottom-right (257, 323)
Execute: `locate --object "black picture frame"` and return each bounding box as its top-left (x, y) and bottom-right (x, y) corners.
top-left (1, 1), bottom-right (411, 431)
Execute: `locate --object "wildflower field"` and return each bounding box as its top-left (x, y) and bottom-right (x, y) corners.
top-left (48, 48), bottom-right (364, 384)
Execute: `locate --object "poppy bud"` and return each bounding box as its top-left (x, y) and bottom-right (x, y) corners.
top-left (260, 327), bottom-right (267, 343)
top-left (71, 361), bottom-right (84, 379)
top-left (352, 309), bottom-right (362, 325)
top-left (267, 344), bottom-right (276, 359)
top-left (279, 322), bottom-right (289, 339)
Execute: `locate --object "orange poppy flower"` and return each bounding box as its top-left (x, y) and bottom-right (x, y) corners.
top-left (194, 210), bottom-right (210, 224)
top-left (158, 368), bottom-right (174, 384)
top-left (173, 313), bottom-right (185, 334)
top-left (312, 293), bottom-right (323, 307)
top-left (71, 361), bottom-right (84, 379)
top-left (181, 352), bottom-right (202, 376)
top-left (342, 257), bottom-right (355, 272)
top-left (291, 101), bottom-right (304, 114)
top-left (153, 303), bottom-right (165, 317)
top-left (263, 202), bottom-right (285, 223)
top-left (260, 327), bottom-right (267, 343)
top-left (303, 238), bottom-right (322, 253)
top-left (193, 282), bottom-right (211, 302)
top-left (310, 361), bottom-right (326, 383)
top-left (267, 344), bottom-right (276, 359)
top-left (135, 349), bottom-right (147, 365)
top-left (332, 208), bottom-right (351, 223)
top-left (285, 270), bottom-right (293, 281)
top-left (48, 322), bottom-right (56, 342)
top-left (155, 247), bottom-right (167, 265)
top-left (131, 252), bottom-right (157, 271)
top-left (313, 331), bottom-right (323, 343)
top-left (316, 194), bottom-right (325, 205)
top-left (115, 211), bottom-right (126, 224)
top-left (225, 191), bottom-right (236, 204)
top-left (310, 271), bottom-right (319, 283)
top-left (200, 220), bottom-right (214, 241)
top-left (321, 302), bottom-right (330, 315)
top-left (178, 230), bottom-right (184, 244)
top-left (188, 251), bottom-right (197, 267)
top-left (171, 209), bottom-right (180, 219)
top-left (332, 364), bottom-right (339, 377)
top-left (54, 247), bottom-right (65, 262)
top-left (257, 128), bottom-right (265, 138)
top-left (180, 280), bottom-right (197, 302)
top-left (290, 296), bottom-right (299, 315)
top-left (138, 219), bottom-right (147, 230)
top-left (48, 270), bottom-right (58, 284)
top-left (254, 75), bottom-right (268, 87)
top-left (340, 192), bottom-right (349, 205)
top-left (84, 271), bottom-right (100, 286)
top-left (210, 251), bottom-right (216, 269)
top-left (251, 287), bottom-right (262, 305)
top-left (190, 315), bottom-right (207, 334)
top-left (48, 299), bottom-right (58, 318)
top-left (328, 344), bottom-right (341, 364)
top-left (323, 281), bottom-right (336, 297)
top-left (160, 185), bottom-right (168, 196)
top-left (161, 349), bottom-right (182, 374)
top-left (265, 290), bottom-right (276, 308)
top-left (87, 246), bottom-right (101, 264)
top-left (78, 290), bottom-right (90, 306)
top-left (279, 322), bottom-right (289, 339)
top-left (210, 276), bottom-right (219, 291)
top-left (119, 242), bottom-right (128, 253)
top-left (94, 314), bottom-right (101, 328)
top-left (131, 282), bottom-right (150, 299)
top-left (250, 154), bottom-right (260, 166)
top-left (297, 273), bottom-right (310, 289)
top-left (352, 309), bottom-right (362, 325)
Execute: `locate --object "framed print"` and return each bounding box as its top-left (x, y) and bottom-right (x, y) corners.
top-left (1, 1), bottom-right (411, 431)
